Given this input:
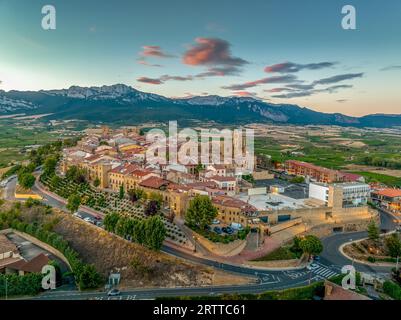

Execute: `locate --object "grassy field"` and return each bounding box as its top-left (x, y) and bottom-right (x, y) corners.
top-left (254, 127), bottom-right (401, 173)
top-left (351, 171), bottom-right (401, 187)
top-left (0, 118), bottom-right (83, 168)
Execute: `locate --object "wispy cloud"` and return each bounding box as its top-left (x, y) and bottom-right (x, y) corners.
top-left (137, 58), bottom-right (162, 67)
top-left (140, 45), bottom-right (175, 58)
top-left (313, 73), bottom-right (363, 85)
top-left (137, 77), bottom-right (163, 85)
top-left (222, 75), bottom-right (299, 90)
top-left (264, 61), bottom-right (336, 73)
top-left (272, 84), bottom-right (353, 99)
top-left (380, 65), bottom-right (401, 71)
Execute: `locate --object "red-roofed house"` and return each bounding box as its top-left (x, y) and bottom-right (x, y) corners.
top-left (212, 195), bottom-right (258, 226)
top-left (371, 188), bottom-right (401, 213)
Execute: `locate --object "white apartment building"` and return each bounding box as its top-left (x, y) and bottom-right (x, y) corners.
top-left (309, 182), bottom-right (370, 208)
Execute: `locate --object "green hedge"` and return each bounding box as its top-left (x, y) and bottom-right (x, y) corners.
top-left (383, 281), bottom-right (401, 300)
top-left (0, 273), bottom-right (43, 298)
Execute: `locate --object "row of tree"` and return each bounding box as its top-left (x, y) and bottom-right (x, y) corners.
top-left (104, 213), bottom-right (166, 251)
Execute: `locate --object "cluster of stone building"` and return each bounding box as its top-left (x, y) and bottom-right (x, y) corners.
top-left (60, 126), bottom-right (258, 226)
top-left (59, 127), bottom-right (397, 232)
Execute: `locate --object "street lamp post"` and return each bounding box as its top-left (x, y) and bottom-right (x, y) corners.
top-left (5, 276), bottom-right (7, 300)
top-left (396, 256), bottom-right (400, 272)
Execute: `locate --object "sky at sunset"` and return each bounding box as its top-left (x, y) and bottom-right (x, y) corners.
top-left (0, 0), bottom-right (400, 116)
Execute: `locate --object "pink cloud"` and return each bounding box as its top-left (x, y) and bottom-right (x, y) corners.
top-left (140, 45), bottom-right (174, 58)
top-left (183, 38), bottom-right (247, 67)
top-left (234, 91), bottom-right (256, 97)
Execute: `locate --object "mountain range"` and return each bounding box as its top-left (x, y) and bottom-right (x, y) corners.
top-left (1, 84), bottom-right (400, 128)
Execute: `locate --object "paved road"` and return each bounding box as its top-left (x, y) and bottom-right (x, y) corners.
top-left (320, 209), bottom-right (398, 274)
top-left (2, 177), bottom-right (398, 300)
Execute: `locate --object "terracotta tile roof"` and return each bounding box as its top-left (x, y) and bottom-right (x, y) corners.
top-left (286, 160), bottom-right (335, 174)
top-left (6, 253), bottom-right (50, 273)
top-left (85, 154), bottom-right (102, 162)
top-left (110, 163), bottom-right (139, 174)
top-left (211, 164), bottom-right (226, 170)
top-left (209, 175), bottom-right (237, 182)
top-left (139, 176), bottom-right (169, 189)
top-left (212, 195), bottom-right (257, 212)
top-left (132, 169), bottom-right (154, 177)
top-left (0, 257), bottom-right (24, 269)
top-left (373, 188), bottom-right (401, 198)
top-left (187, 181), bottom-right (218, 189)
top-left (324, 281), bottom-right (370, 300)
top-left (339, 172), bottom-right (363, 181)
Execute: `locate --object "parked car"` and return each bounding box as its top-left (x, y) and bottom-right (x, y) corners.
top-left (107, 289), bottom-right (121, 296)
top-left (225, 227), bottom-right (234, 235)
top-left (73, 212), bottom-right (83, 219)
top-left (84, 217), bottom-right (95, 224)
top-left (94, 214), bottom-right (102, 220)
top-left (213, 226), bottom-right (222, 234)
top-left (230, 222), bottom-right (243, 231)
top-left (212, 219), bottom-right (220, 225)
top-left (313, 255), bottom-right (320, 261)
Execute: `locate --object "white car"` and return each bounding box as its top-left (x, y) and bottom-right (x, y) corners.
top-left (73, 212), bottom-right (83, 219)
top-left (84, 217), bottom-right (94, 224)
top-left (306, 263), bottom-right (319, 271)
top-left (212, 219), bottom-right (220, 225)
top-left (107, 289), bottom-right (121, 296)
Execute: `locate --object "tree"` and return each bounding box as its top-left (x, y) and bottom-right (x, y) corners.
top-left (291, 176), bottom-right (305, 183)
top-left (50, 174), bottom-right (61, 187)
top-left (115, 216), bottom-right (130, 238)
top-left (66, 194), bottom-right (81, 214)
top-left (19, 173), bottom-right (36, 189)
top-left (144, 216), bottom-right (166, 250)
top-left (132, 219), bottom-right (145, 244)
top-left (93, 177), bottom-right (100, 188)
top-left (242, 174), bottom-right (255, 183)
top-left (128, 188), bottom-right (144, 203)
top-left (144, 200), bottom-right (159, 216)
top-left (78, 264), bottom-right (103, 290)
top-left (185, 195), bottom-right (218, 230)
top-left (43, 156), bottom-right (58, 176)
top-left (119, 185), bottom-right (125, 200)
top-left (300, 235), bottom-right (323, 260)
top-left (368, 220), bottom-right (380, 241)
top-left (103, 212), bottom-right (120, 233)
top-left (385, 234), bottom-right (401, 258)
top-left (66, 166), bottom-right (86, 184)
top-left (149, 192), bottom-right (163, 208)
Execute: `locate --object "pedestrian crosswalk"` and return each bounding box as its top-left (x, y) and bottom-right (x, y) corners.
top-left (309, 263), bottom-right (339, 279)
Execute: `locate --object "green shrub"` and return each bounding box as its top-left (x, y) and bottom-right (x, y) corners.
top-left (383, 281), bottom-right (401, 300)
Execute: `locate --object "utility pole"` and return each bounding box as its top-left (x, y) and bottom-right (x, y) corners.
top-left (396, 256), bottom-right (399, 272)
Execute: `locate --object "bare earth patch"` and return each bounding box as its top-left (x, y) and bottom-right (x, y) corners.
top-left (343, 238), bottom-right (394, 263)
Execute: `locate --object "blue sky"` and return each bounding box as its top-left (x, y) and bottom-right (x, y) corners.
top-left (0, 0), bottom-right (400, 116)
